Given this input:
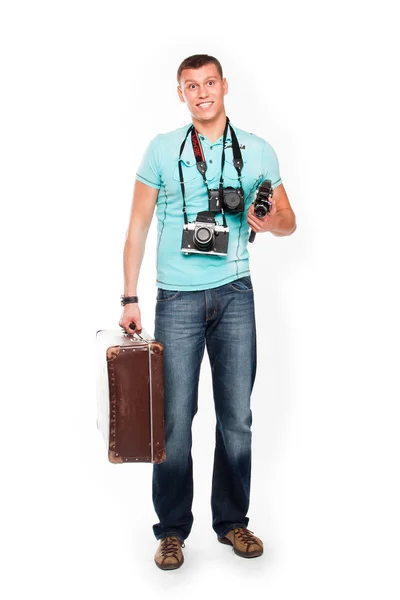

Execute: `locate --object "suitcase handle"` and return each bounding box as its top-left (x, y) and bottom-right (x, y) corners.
top-left (121, 321), bottom-right (146, 342)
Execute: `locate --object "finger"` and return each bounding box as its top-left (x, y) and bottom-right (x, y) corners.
top-left (247, 216), bottom-right (260, 230)
top-left (120, 321), bottom-right (133, 333)
top-left (258, 213), bottom-right (271, 223)
top-left (132, 321), bottom-right (143, 333)
top-left (247, 220), bottom-right (258, 231)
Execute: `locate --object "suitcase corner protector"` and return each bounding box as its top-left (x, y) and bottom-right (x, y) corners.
top-left (108, 450), bottom-right (123, 463)
top-left (106, 346), bottom-right (121, 361)
top-left (150, 341), bottom-right (164, 356)
top-left (153, 449), bottom-right (167, 464)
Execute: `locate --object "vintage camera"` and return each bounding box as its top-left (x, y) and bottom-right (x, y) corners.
top-left (253, 179), bottom-right (273, 216)
top-left (181, 211), bottom-right (229, 256)
top-left (248, 179), bottom-right (273, 243)
top-left (208, 186), bottom-right (244, 213)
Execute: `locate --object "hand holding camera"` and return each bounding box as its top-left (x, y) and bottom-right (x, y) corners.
top-left (248, 179), bottom-right (274, 243)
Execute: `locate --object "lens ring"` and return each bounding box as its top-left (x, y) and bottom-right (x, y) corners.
top-left (224, 190), bottom-right (240, 210)
top-left (254, 203), bottom-right (268, 217)
top-left (194, 226), bottom-right (213, 250)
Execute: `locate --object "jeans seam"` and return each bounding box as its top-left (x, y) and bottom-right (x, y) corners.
top-left (157, 291), bottom-right (181, 302)
top-left (229, 285), bottom-right (253, 292)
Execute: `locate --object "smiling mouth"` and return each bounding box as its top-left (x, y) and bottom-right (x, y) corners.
top-left (197, 102), bottom-right (214, 109)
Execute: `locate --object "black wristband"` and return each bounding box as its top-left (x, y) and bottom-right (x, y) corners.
top-left (121, 295), bottom-right (139, 306)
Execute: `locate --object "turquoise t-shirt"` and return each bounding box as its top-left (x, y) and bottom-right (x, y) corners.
top-left (136, 122), bottom-right (282, 291)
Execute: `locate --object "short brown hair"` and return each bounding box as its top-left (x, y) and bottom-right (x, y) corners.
top-left (177, 54), bottom-right (223, 84)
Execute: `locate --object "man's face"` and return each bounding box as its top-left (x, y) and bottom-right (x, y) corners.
top-left (177, 63), bottom-right (228, 122)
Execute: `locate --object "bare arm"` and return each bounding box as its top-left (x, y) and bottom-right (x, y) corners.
top-left (123, 180), bottom-right (159, 296)
top-left (119, 180), bottom-right (158, 334)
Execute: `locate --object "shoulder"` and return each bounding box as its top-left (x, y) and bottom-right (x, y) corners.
top-left (139, 124), bottom-right (191, 172)
top-left (155, 123), bottom-right (191, 148)
top-left (142, 124), bottom-right (191, 162)
top-left (230, 123), bottom-right (277, 155)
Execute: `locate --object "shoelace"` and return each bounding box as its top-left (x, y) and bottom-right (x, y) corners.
top-left (160, 536), bottom-right (185, 557)
top-left (233, 528), bottom-right (260, 545)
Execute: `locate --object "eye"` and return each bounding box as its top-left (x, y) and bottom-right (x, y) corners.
top-left (207, 81), bottom-right (215, 85)
top-left (188, 84), bottom-right (196, 89)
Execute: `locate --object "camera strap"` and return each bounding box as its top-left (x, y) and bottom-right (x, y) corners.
top-left (178, 116), bottom-right (243, 228)
top-left (191, 127), bottom-right (208, 183)
top-left (179, 124), bottom-right (229, 228)
top-left (218, 117), bottom-right (243, 205)
top-left (178, 126), bottom-right (193, 225)
top-left (189, 117), bottom-right (243, 183)
top-left (225, 118), bottom-right (243, 182)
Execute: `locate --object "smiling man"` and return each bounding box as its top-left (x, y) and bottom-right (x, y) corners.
top-left (119, 54), bottom-right (296, 570)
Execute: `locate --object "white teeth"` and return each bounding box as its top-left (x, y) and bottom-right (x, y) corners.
top-left (198, 102), bottom-right (213, 108)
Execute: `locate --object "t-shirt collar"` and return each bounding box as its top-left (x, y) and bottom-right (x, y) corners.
top-left (186, 122), bottom-right (233, 146)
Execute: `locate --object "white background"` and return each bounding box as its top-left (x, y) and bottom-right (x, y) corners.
top-left (1, 1), bottom-right (399, 598)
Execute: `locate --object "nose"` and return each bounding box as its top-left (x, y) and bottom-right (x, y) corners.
top-left (198, 85), bottom-right (210, 99)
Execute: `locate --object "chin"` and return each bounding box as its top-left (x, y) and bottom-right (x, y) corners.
top-left (194, 108), bottom-right (218, 121)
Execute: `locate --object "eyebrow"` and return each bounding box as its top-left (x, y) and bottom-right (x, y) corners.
top-left (184, 77), bottom-right (218, 84)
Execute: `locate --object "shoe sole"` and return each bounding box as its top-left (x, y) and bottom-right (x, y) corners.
top-left (154, 555), bottom-right (184, 570)
top-left (218, 536), bottom-right (263, 558)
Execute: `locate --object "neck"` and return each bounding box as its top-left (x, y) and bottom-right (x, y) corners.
top-left (192, 110), bottom-right (228, 144)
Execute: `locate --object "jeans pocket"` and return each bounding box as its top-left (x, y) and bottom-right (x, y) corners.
top-left (156, 288), bottom-right (181, 302)
top-left (229, 276), bottom-right (253, 292)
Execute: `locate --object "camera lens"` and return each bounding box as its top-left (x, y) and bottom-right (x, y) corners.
top-left (254, 204), bottom-right (268, 217)
top-left (224, 189), bottom-right (241, 210)
top-left (194, 226), bottom-right (213, 250)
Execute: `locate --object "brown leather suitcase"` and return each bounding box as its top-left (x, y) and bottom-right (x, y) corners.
top-left (96, 326), bottom-right (166, 464)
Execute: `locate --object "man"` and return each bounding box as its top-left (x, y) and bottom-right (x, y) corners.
top-left (119, 54), bottom-right (296, 570)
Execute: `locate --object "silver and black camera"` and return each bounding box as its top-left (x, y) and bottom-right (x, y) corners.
top-left (248, 179), bottom-right (273, 243)
top-left (208, 186), bottom-right (244, 213)
top-left (181, 211), bottom-right (229, 256)
top-left (253, 179), bottom-right (273, 216)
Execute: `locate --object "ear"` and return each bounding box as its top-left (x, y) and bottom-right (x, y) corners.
top-left (177, 86), bottom-right (185, 104)
top-left (222, 78), bottom-right (228, 96)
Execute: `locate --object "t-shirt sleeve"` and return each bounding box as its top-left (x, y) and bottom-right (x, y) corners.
top-left (261, 141), bottom-right (282, 189)
top-left (135, 135), bottom-right (162, 189)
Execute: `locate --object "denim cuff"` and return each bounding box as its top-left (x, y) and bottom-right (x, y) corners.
top-left (155, 531), bottom-right (185, 543)
top-left (217, 523), bottom-right (248, 539)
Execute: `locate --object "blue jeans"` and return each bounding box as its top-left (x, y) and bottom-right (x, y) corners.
top-left (152, 275), bottom-right (257, 541)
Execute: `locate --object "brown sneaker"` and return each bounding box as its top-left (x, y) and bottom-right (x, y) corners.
top-left (154, 535), bottom-right (185, 570)
top-left (218, 527), bottom-right (263, 558)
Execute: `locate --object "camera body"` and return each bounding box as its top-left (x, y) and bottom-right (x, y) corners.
top-left (181, 211), bottom-right (229, 256)
top-left (253, 179), bottom-right (273, 217)
top-left (208, 186), bottom-right (244, 213)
